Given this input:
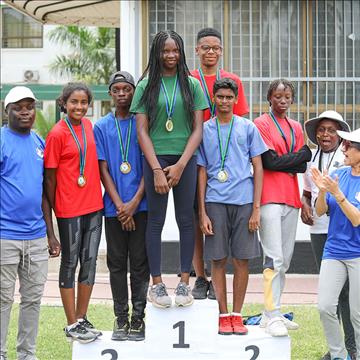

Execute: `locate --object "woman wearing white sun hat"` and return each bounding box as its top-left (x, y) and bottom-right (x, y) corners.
top-left (311, 127), bottom-right (360, 360)
top-left (301, 111), bottom-right (355, 360)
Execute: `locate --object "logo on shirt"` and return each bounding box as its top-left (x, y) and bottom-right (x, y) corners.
top-left (237, 135), bottom-right (246, 145)
top-left (355, 192), bottom-right (360, 203)
top-left (36, 147), bottom-right (44, 159)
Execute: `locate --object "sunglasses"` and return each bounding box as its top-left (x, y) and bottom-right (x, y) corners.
top-left (342, 140), bottom-right (360, 151)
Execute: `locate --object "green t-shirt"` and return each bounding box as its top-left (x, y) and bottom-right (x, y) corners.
top-left (130, 75), bottom-right (208, 155)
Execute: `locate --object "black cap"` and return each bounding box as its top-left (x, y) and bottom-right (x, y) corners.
top-left (109, 71), bottom-right (135, 90)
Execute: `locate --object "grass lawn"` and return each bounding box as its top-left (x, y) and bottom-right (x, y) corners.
top-left (5, 304), bottom-right (326, 360)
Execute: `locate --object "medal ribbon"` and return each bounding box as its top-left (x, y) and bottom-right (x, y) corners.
top-left (216, 116), bottom-right (234, 171)
top-left (114, 114), bottom-right (133, 163)
top-left (161, 74), bottom-right (179, 119)
top-left (198, 68), bottom-right (221, 117)
top-left (269, 111), bottom-right (295, 153)
top-left (64, 117), bottom-right (87, 177)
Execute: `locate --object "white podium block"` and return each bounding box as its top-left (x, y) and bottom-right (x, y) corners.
top-left (73, 299), bottom-right (290, 360)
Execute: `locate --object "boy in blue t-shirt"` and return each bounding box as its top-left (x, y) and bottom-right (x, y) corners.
top-left (94, 71), bottom-right (149, 341)
top-left (0, 86), bottom-right (60, 360)
top-left (197, 78), bottom-right (267, 336)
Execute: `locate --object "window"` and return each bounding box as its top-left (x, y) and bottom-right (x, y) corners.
top-left (2, 7), bottom-right (43, 48)
top-left (147, 0), bottom-right (360, 129)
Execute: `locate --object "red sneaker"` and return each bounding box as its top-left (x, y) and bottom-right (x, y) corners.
top-left (218, 315), bottom-right (233, 335)
top-left (232, 315), bottom-right (248, 335)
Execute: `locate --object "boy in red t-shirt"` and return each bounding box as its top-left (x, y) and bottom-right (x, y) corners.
top-left (190, 27), bottom-right (249, 300)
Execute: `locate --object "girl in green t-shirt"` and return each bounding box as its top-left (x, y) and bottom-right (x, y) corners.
top-left (130, 30), bottom-right (208, 309)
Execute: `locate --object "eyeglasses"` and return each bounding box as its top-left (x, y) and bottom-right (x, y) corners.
top-left (199, 45), bottom-right (223, 53)
top-left (342, 140), bottom-right (360, 151)
top-left (316, 126), bottom-right (338, 136)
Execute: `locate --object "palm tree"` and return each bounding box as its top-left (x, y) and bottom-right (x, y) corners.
top-left (34, 106), bottom-right (55, 139)
top-left (48, 26), bottom-right (116, 84)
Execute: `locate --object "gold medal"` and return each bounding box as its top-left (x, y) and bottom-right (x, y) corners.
top-left (165, 118), bottom-right (174, 132)
top-left (77, 175), bottom-right (87, 187)
top-left (217, 170), bottom-right (228, 182)
top-left (120, 161), bottom-right (131, 174)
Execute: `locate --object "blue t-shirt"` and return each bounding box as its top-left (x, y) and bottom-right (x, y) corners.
top-left (323, 167), bottom-right (360, 260)
top-left (0, 127), bottom-right (46, 240)
top-left (197, 116), bottom-right (268, 205)
top-left (94, 113), bottom-right (147, 217)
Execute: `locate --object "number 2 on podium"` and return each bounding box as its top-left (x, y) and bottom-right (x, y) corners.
top-left (173, 321), bottom-right (190, 348)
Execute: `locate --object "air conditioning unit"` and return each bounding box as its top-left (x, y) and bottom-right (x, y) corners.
top-left (23, 69), bottom-right (40, 82)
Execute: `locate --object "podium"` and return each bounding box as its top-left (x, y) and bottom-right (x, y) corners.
top-left (73, 299), bottom-right (291, 360)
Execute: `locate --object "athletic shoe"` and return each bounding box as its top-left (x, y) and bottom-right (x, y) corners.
top-left (128, 317), bottom-right (145, 341)
top-left (148, 283), bottom-right (172, 308)
top-left (64, 322), bottom-right (98, 343)
top-left (218, 315), bottom-right (233, 335)
top-left (320, 352), bottom-right (331, 360)
top-left (260, 311), bottom-right (299, 331)
top-left (265, 317), bottom-right (288, 337)
top-left (78, 315), bottom-right (102, 336)
top-left (18, 356), bottom-right (38, 360)
top-left (281, 314), bottom-right (299, 330)
top-left (208, 280), bottom-right (216, 300)
top-left (348, 352), bottom-right (357, 360)
top-left (191, 277), bottom-right (210, 299)
top-left (111, 317), bottom-right (129, 341)
top-left (0, 354), bottom-right (7, 360)
top-left (174, 282), bottom-right (194, 307)
top-left (232, 315), bottom-right (248, 335)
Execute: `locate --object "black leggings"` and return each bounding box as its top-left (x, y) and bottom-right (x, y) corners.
top-left (143, 155), bottom-right (197, 277)
top-left (57, 210), bottom-right (102, 288)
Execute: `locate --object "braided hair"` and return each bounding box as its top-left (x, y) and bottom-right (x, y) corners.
top-left (138, 30), bottom-right (194, 127)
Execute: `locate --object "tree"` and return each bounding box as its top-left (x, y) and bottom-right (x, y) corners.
top-left (48, 26), bottom-right (116, 84)
top-left (34, 106), bottom-right (56, 139)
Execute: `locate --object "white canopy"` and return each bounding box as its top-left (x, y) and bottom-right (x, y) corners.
top-left (3, 0), bottom-right (120, 27)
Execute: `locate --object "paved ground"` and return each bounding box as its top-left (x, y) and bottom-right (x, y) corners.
top-left (13, 273), bottom-right (319, 306)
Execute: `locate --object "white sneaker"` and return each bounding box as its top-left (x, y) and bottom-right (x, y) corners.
top-left (148, 283), bottom-right (172, 308)
top-left (281, 315), bottom-right (299, 330)
top-left (174, 282), bottom-right (194, 307)
top-left (265, 317), bottom-right (288, 337)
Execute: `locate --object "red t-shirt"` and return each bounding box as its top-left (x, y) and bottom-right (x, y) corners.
top-left (254, 113), bottom-right (305, 208)
top-left (190, 69), bottom-right (249, 121)
top-left (44, 118), bottom-right (103, 218)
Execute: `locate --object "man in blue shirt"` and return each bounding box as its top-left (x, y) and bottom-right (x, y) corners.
top-left (0, 86), bottom-right (60, 360)
top-left (197, 78), bottom-right (267, 336)
top-left (94, 71), bottom-right (149, 341)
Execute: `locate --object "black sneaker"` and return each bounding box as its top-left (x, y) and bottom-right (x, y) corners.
top-left (208, 280), bottom-right (216, 300)
top-left (64, 322), bottom-right (97, 343)
top-left (111, 317), bottom-right (130, 341)
top-left (128, 317), bottom-right (145, 341)
top-left (78, 315), bottom-right (102, 337)
top-left (191, 277), bottom-right (210, 299)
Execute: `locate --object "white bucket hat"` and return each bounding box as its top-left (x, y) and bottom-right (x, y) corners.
top-left (304, 110), bottom-right (350, 145)
top-left (4, 86), bottom-right (37, 109)
top-left (337, 128), bottom-right (360, 144)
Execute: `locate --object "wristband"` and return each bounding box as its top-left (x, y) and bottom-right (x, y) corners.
top-left (153, 167), bottom-right (163, 172)
top-left (336, 197), bottom-right (346, 204)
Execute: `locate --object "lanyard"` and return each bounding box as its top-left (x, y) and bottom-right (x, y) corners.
top-left (64, 117), bottom-right (87, 176)
top-left (216, 116), bottom-right (234, 171)
top-left (114, 114), bottom-right (133, 163)
top-left (161, 74), bottom-right (179, 119)
top-left (318, 148), bottom-right (338, 172)
top-left (269, 111), bottom-right (295, 153)
top-left (198, 68), bottom-right (221, 117)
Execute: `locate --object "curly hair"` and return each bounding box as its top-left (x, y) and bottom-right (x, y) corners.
top-left (57, 82), bottom-right (92, 114)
